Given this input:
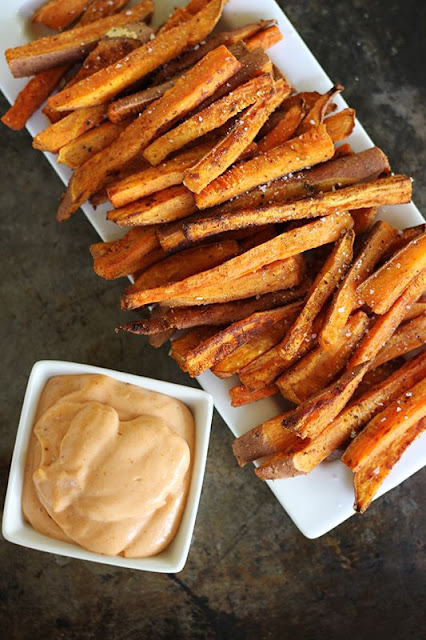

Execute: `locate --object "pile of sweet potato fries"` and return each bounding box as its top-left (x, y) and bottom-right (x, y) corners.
top-left (3, 0), bottom-right (425, 513)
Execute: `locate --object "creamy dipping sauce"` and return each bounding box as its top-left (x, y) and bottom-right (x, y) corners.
top-left (22, 374), bottom-right (194, 557)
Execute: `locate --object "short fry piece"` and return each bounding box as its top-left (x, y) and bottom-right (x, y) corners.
top-left (143, 74), bottom-right (274, 165)
top-left (90, 226), bottom-right (159, 280)
top-left (277, 311), bottom-right (369, 404)
top-left (245, 25), bottom-right (283, 51)
top-left (342, 378), bottom-right (426, 512)
top-left (324, 108), bottom-right (356, 142)
top-left (373, 314), bottom-right (426, 367)
top-left (232, 411), bottom-right (298, 466)
top-left (319, 220), bottom-right (399, 349)
top-left (278, 230), bottom-right (355, 362)
top-left (32, 0), bottom-right (91, 30)
top-left (107, 185), bottom-right (197, 227)
top-left (58, 120), bottom-right (127, 168)
top-left (33, 105), bottom-right (107, 153)
top-left (357, 232), bottom-right (426, 314)
top-left (297, 84), bottom-right (343, 134)
top-left (195, 123), bottom-right (335, 208)
top-left (350, 207), bottom-right (378, 234)
top-left (170, 326), bottom-right (220, 373)
top-left (121, 212), bottom-right (352, 308)
top-left (230, 384), bottom-right (278, 407)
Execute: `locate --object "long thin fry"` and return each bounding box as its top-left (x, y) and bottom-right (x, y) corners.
top-left (373, 314), bottom-right (426, 367)
top-left (33, 105), bottom-right (107, 153)
top-left (90, 226), bottom-right (159, 280)
top-left (121, 213), bottom-right (352, 309)
top-left (256, 100), bottom-right (305, 153)
top-left (194, 123), bottom-right (335, 209)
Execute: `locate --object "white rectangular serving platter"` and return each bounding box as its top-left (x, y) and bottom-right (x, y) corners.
top-left (1, 0), bottom-right (425, 539)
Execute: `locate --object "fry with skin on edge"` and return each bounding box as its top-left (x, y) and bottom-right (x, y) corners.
top-left (107, 185), bottom-right (197, 227)
top-left (47, 0), bottom-right (226, 110)
top-left (211, 303), bottom-right (303, 378)
top-left (57, 41), bottom-right (240, 221)
top-left (143, 74), bottom-right (275, 165)
top-left (32, 0), bottom-right (94, 30)
top-left (319, 220), bottom-right (399, 350)
top-left (373, 314), bottom-right (426, 367)
top-left (33, 104), bottom-right (107, 153)
top-left (349, 270), bottom-right (426, 367)
top-left (342, 378), bottom-right (426, 512)
top-left (277, 311), bottom-right (369, 404)
top-left (58, 121), bottom-right (128, 168)
top-left (90, 226), bottom-right (159, 280)
top-left (238, 311), bottom-right (325, 392)
top-left (188, 174), bottom-right (412, 239)
top-left (278, 230), bottom-right (355, 362)
top-left (118, 293), bottom-right (304, 337)
top-left (124, 240), bottom-right (241, 300)
top-left (256, 100), bottom-right (306, 153)
top-left (107, 78), bottom-right (177, 124)
top-left (230, 384), bottom-right (279, 407)
top-left (121, 212), bottom-right (353, 309)
top-left (233, 411), bottom-right (298, 467)
top-left (296, 84), bottom-right (343, 134)
top-left (194, 123), bottom-right (335, 209)
top-left (6, 1), bottom-right (154, 77)
top-left (256, 353), bottom-right (426, 479)
top-left (282, 362), bottom-right (370, 440)
top-left (2, 0), bottom-right (129, 129)
top-left (183, 79), bottom-right (291, 194)
top-left (181, 306), bottom-right (299, 377)
top-left (357, 232), bottom-right (426, 314)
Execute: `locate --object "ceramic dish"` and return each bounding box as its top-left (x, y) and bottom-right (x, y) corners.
top-left (2, 360), bottom-right (213, 572)
top-left (1, 0), bottom-right (424, 538)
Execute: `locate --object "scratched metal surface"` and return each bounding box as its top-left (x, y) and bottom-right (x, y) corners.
top-left (1, 1), bottom-right (425, 638)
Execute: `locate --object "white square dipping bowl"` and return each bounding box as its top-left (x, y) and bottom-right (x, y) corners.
top-left (2, 360), bottom-right (214, 573)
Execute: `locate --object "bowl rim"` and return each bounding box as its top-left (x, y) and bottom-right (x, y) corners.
top-left (2, 359), bottom-right (214, 573)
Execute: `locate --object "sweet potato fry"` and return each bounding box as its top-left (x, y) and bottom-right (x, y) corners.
top-left (195, 123), bottom-right (335, 208)
top-left (373, 314), bottom-right (426, 367)
top-left (238, 311), bottom-right (325, 392)
top-left (256, 100), bottom-right (305, 154)
top-left (382, 223), bottom-right (426, 261)
top-left (183, 79), bottom-right (290, 194)
top-left (245, 25), bottom-right (283, 51)
top-left (1, 67), bottom-right (67, 131)
top-left (350, 207), bottom-right (378, 234)
top-left (278, 230), bottom-right (355, 362)
top-left (190, 173), bottom-right (412, 235)
top-left (124, 240), bottom-right (240, 304)
top-left (324, 108), bottom-right (356, 142)
top-left (57, 44), bottom-right (239, 220)
top-left (107, 185), bottom-right (197, 227)
top-left (350, 416), bottom-right (426, 512)
top-left (342, 377), bottom-right (426, 512)
top-left (352, 360), bottom-right (404, 399)
top-left (143, 74), bottom-right (274, 165)
top-left (48, 0), bottom-right (226, 110)
top-left (212, 303), bottom-right (303, 378)
top-left (357, 232), bottom-right (426, 314)
top-left (58, 120), bottom-right (127, 168)
top-left (183, 306), bottom-right (299, 377)
top-left (349, 270), bottom-right (426, 367)
top-left (32, 0), bottom-right (91, 30)
top-left (121, 213), bottom-right (352, 308)
top-left (277, 311), bottom-right (369, 404)
top-left (152, 20), bottom-right (274, 83)
top-left (78, 0), bottom-right (130, 26)
top-left (108, 143), bottom-right (215, 208)
top-left (107, 78), bottom-right (177, 124)
top-left (319, 220), bottom-right (399, 349)
top-left (126, 253), bottom-right (305, 311)
top-left (230, 384), bottom-right (279, 407)
top-left (282, 362), bottom-right (370, 439)
top-left (6, 1), bottom-right (154, 77)
top-left (170, 326), bottom-right (220, 372)
top-left (232, 411), bottom-right (298, 467)
top-left (403, 301), bottom-right (426, 321)
top-left (296, 84), bottom-right (343, 134)
top-left (256, 352), bottom-right (426, 478)
top-left (33, 104), bottom-right (107, 153)
top-left (90, 226), bottom-right (159, 280)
